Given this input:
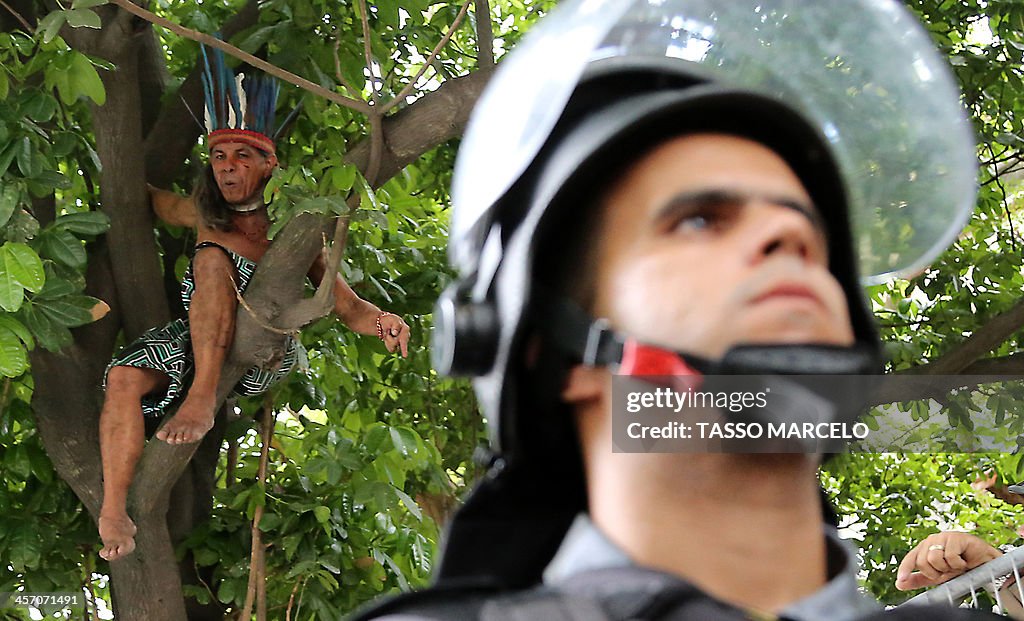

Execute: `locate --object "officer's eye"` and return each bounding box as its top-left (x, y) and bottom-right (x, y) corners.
top-left (669, 204), bottom-right (735, 234)
top-left (674, 213), bottom-right (713, 233)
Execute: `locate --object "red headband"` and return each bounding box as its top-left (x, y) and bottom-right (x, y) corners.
top-left (208, 128), bottom-right (275, 155)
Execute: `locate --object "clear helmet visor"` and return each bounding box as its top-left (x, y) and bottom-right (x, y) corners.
top-left (452, 0), bottom-right (977, 282)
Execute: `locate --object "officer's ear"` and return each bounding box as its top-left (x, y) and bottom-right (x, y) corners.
top-left (561, 364), bottom-right (606, 406)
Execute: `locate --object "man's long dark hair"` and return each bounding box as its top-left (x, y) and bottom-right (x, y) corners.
top-left (193, 164), bottom-right (234, 232)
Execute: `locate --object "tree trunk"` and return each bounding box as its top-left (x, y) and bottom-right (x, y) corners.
top-left (88, 30), bottom-right (170, 339)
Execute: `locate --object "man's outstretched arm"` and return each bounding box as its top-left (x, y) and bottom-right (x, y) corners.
top-left (309, 255), bottom-right (411, 357)
top-left (148, 184), bottom-right (198, 228)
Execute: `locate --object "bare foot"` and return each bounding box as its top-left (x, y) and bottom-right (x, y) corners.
top-left (156, 393), bottom-right (216, 444)
top-left (98, 513), bottom-right (137, 561)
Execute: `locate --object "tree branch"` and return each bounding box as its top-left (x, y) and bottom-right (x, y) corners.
top-left (0, 0), bottom-right (31, 32)
top-left (345, 66), bottom-right (495, 182)
top-left (869, 353), bottom-right (1024, 406)
top-left (107, 0), bottom-right (372, 116)
top-left (474, 0), bottom-right (494, 68)
top-left (907, 298), bottom-right (1024, 376)
top-left (332, 35), bottom-right (360, 99)
top-left (381, 0), bottom-right (473, 114)
top-left (241, 394), bottom-right (273, 621)
top-left (357, 0), bottom-right (380, 109)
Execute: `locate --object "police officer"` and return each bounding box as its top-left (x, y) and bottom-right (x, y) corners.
top-left (355, 0), bottom-right (987, 618)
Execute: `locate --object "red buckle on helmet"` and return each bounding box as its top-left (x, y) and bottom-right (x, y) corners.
top-left (618, 339), bottom-right (703, 392)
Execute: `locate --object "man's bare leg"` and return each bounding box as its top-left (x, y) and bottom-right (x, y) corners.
top-left (99, 365), bottom-right (170, 561)
top-left (156, 247), bottom-right (237, 445)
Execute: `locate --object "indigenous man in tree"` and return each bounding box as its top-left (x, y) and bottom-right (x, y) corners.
top-left (353, 0), bottom-right (989, 620)
top-left (97, 60), bottom-right (410, 561)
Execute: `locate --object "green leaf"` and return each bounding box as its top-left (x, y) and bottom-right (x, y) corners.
top-left (15, 137), bottom-right (34, 177)
top-left (29, 170), bottom-right (70, 191)
top-left (359, 177), bottom-right (381, 211)
top-left (0, 242), bottom-right (44, 293)
top-left (53, 210), bottom-right (109, 235)
top-left (313, 505), bottom-right (331, 524)
top-left (0, 71), bottom-right (9, 101)
top-left (37, 12), bottom-right (66, 45)
top-left (389, 426), bottom-right (409, 455)
top-left (64, 53), bottom-right (106, 105)
top-left (5, 443), bottom-right (31, 479)
top-left (0, 326), bottom-right (28, 377)
top-left (50, 133), bottom-right (78, 158)
top-left (26, 445), bottom-right (53, 484)
top-left (64, 8), bottom-right (102, 29)
top-left (0, 186), bottom-right (20, 230)
top-left (39, 229), bottom-right (86, 268)
top-left (72, 0), bottom-right (108, 8)
top-left (36, 268), bottom-right (75, 300)
top-left (22, 307), bottom-right (71, 351)
top-left (216, 578), bottom-right (236, 604)
top-left (0, 272), bottom-right (24, 312)
top-left (332, 164), bottom-right (358, 192)
top-left (22, 91), bottom-right (56, 123)
top-left (0, 141), bottom-right (18, 177)
top-left (394, 488), bottom-right (422, 521)
top-left (193, 547), bottom-right (218, 567)
top-left (5, 208), bottom-right (39, 243)
top-left (257, 512), bottom-right (281, 531)
top-left (38, 297), bottom-right (95, 328)
top-left (0, 316), bottom-right (33, 349)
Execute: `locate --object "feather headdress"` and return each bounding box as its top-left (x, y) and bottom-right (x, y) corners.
top-left (201, 42), bottom-right (279, 155)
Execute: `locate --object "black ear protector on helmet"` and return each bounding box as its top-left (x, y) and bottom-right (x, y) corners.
top-left (432, 279), bottom-right (498, 377)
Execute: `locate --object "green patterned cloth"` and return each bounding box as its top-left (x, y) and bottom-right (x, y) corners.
top-left (105, 242), bottom-right (300, 418)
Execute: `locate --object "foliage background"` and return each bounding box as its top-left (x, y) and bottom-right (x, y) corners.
top-left (1, 0), bottom-right (1024, 618)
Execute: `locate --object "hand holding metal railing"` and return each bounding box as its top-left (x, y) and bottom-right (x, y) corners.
top-left (900, 546), bottom-right (1024, 617)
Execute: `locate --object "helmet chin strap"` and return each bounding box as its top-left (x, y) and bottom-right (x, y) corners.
top-left (544, 297), bottom-right (881, 375)
top-left (543, 298), bottom-right (881, 451)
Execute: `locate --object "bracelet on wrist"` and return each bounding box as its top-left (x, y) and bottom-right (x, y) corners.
top-left (376, 312), bottom-right (397, 340)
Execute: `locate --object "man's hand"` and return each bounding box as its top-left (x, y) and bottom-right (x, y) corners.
top-left (378, 312), bottom-right (411, 357)
top-left (896, 532), bottom-right (1002, 591)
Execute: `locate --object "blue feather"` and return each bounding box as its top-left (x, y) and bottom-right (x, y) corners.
top-left (269, 81), bottom-right (279, 134)
top-left (200, 45), bottom-right (216, 130)
top-left (212, 44), bottom-right (227, 129)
